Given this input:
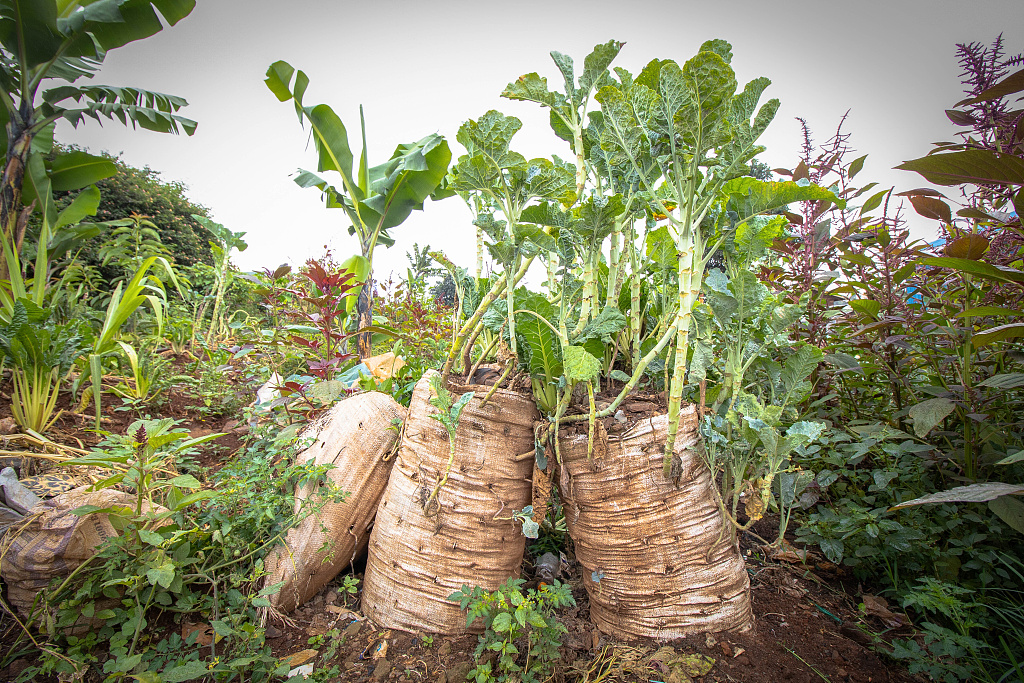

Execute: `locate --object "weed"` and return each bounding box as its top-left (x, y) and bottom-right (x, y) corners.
top-left (18, 421), bottom-right (344, 682)
top-left (449, 577), bottom-right (575, 683)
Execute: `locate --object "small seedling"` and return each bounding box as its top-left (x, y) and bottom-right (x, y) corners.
top-left (421, 375), bottom-right (473, 515)
top-left (449, 577), bottom-right (575, 683)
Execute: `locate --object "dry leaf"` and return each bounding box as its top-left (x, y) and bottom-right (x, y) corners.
top-left (281, 649), bottom-right (318, 668)
top-left (861, 594), bottom-right (910, 628)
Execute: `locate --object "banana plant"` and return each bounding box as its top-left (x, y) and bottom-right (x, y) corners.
top-left (0, 0), bottom-right (196, 269)
top-left (592, 39), bottom-right (840, 475)
top-left (265, 61), bottom-right (451, 359)
top-left (0, 179), bottom-right (103, 321)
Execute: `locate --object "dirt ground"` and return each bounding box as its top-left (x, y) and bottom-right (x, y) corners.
top-left (0, 359), bottom-right (918, 682)
top-left (260, 531), bottom-right (913, 683)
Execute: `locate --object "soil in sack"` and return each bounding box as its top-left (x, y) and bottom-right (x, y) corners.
top-left (264, 392), bottom-right (406, 612)
top-left (558, 403), bottom-right (753, 639)
top-left (361, 370), bottom-right (539, 634)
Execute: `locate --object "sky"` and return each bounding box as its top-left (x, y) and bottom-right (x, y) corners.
top-left (57, 0), bottom-right (1023, 281)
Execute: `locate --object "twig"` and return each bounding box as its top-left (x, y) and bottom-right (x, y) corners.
top-left (781, 644), bottom-right (832, 682)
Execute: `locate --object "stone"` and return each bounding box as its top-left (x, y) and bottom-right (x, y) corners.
top-left (446, 661), bottom-right (474, 682)
top-left (305, 613), bottom-right (332, 637)
top-left (371, 658), bottom-right (393, 680)
top-left (282, 649), bottom-right (319, 668)
top-left (0, 417), bottom-right (18, 435)
top-left (0, 467), bottom-right (41, 514)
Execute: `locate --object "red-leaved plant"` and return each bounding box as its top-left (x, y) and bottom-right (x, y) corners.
top-left (287, 258), bottom-right (362, 381)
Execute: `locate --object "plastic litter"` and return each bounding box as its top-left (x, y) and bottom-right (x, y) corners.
top-left (0, 467), bottom-right (42, 514)
top-left (535, 552), bottom-right (561, 584)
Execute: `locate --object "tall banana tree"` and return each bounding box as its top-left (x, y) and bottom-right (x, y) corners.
top-left (265, 61), bottom-right (451, 359)
top-left (0, 0), bottom-right (197, 265)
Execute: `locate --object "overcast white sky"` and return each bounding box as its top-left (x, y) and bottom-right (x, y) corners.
top-left (58, 0), bottom-right (1023, 280)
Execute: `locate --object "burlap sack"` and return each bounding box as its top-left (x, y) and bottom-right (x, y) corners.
top-left (361, 370), bottom-right (538, 634)
top-left (558, 405), bottom-right (753, 639)
top-left (263, 392), bottom-right (406, 612)
top-left (0, 486), bottom-right (167, 622)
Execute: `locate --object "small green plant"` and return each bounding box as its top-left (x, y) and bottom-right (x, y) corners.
top-left (84, 256), bottom-right (180, 427)
top-left (98, 213), bottom-right (171, 276)
top-left (495, 505), bottom-right (540, 540)
top-left (421, 635), bottom-right (434, 648)
top-left (23, 420), bottom-right (344, 682)
top-left (11, 365), bottom-right (62, 432)
top-left (308, 627), bottom-right (343, 668)
top-left (529, 498), bottom-right (568, 558)
top-left (182, 352), bottom-right (247, 418)
top-left (338, 574), bottom-right (360, 606)
top-left (0, 302), bottom-right (88, 433)
top-left (449, 577), bottom-right (575, 683)
top-left (110, 340), bottom-right (190, 412)
top-left (421, 374), bottom-right (473, 515)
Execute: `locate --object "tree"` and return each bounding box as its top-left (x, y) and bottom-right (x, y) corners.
top-left (71, 149), bottom-right (215, 266)
top-left (265, 61), bottom-right (451, 359)
top-left (0, 0), bottom-right (197, 264)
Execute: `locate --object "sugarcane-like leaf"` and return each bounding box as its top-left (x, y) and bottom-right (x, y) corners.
top-left (891, 483), bottom-right (1024, 509)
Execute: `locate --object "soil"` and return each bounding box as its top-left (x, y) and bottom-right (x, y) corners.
top-left (0, 361), bottom-right (917, 683)
top-left (260, 529), bottom-right (913, 683)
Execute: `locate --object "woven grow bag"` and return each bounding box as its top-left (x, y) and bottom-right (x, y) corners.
top-left (558, 404), bottom-right (753, 639)
top-left (362, 370), bottom-right (538, 634)
top-left (264, 392), bottom-right (406, 612)
top-left (0, 486), bottom-right (168, 630)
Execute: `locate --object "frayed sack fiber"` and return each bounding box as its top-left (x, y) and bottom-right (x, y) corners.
top-left (362, 370), bottom-right (538, 634)
top-left (558, 405), bottom-right (753, 639)
top-left (264, 392), bottom-right (406, 612)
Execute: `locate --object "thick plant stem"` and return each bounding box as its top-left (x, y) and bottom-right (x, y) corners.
top-left (441, 255), bottom-right (535, 379)
top-left (630, 239), bottom-right (641, 370)
top-left (461, 317), bottom-right (486, 375)
top-left (506, 258), bottom-right (518, 358)
top-left (663, 231), bottom-right (704, 477)
top-left (546, 251), bottom-right (559, 295)
top-left (475, 226), bottom-right (484, 279)
top-left (0, 132), bottom-right (30, 281)
top-left (572, 126), bottom-right (587, 202)
top-left (605, 216), bottom-right (622, 309)
top-left (467, 331), bottom-right (501, 382)
top-left (548, 384), bottom-right (575, 464)
top-left (205, 247), bottom-right (230, 346)
top-left (478, 361), bottom-right (514, 408)
top-left (573, 252), bottom-right (597, 337)
top-left (587, 382), bottom-right (596, 459)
